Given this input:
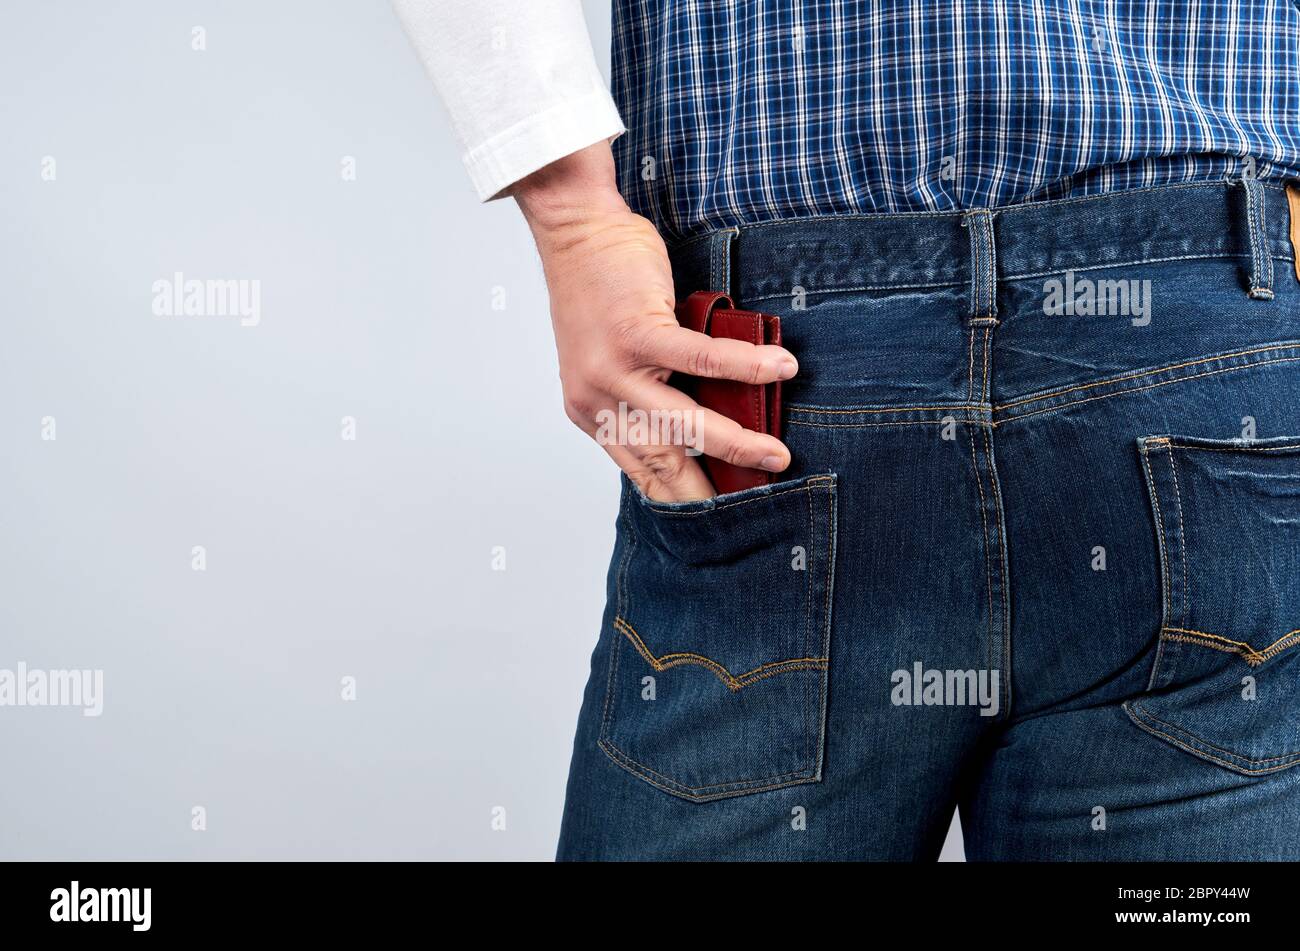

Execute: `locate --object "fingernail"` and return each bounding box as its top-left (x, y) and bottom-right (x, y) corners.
top-left (777, 360), bottom-right (798, 380)
top-left (760, 455), bottom-right (786, 472)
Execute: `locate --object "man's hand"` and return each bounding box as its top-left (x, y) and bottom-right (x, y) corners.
top-left (512, 143), bottom-right (797, 502)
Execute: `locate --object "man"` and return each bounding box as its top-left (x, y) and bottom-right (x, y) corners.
top-left (394, 0), bottom-right (1300, 860)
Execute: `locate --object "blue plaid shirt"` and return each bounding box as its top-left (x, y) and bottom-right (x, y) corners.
top-left (612, 0), bottom-right (1300, 242)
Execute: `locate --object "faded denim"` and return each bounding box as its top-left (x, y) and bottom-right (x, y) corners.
top-left (557, 181), bottom-right (1300, 860)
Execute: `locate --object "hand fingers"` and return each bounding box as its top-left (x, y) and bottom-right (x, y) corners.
top-left (602, 443), bottom-right (715, 502)
top-left (640, 324), bottom-right (798, 384)
top-left (621, 377), bottom-right (791, 473)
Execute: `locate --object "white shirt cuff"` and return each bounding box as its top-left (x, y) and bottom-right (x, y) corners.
top-left (462, 89), bottom-right (626, 201)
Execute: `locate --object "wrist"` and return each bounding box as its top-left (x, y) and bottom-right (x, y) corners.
top-left (512, 142), bottom-right (629, 238)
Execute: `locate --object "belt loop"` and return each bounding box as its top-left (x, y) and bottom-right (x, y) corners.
top-left (709, 227), bottom-right (739, 298)
top-left (1241, 178), bottom-right (1275, 301)
top-left (963, 210), bottom-right (998, 322)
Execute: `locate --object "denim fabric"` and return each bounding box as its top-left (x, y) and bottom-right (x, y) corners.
top-left (557, 181), bottom-right (1300, 860)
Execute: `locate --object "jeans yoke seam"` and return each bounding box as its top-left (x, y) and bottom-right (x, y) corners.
top-left (996, 355), bottom-right (1300, 426)
top-left (1002, 252), bottom-right (1296, 284)
top-left (995, 343), bottom-right (1300, 413)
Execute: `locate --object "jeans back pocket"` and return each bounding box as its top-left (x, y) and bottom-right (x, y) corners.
top-left (599, 474), bottom-right (838, 802)
top-left (1127, 435), bottom-right (1300, 774)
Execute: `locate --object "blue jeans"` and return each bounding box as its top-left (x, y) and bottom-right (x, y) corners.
top-left (557, 181), bottom-right (1300, 860)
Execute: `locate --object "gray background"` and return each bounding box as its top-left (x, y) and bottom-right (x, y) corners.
top-left (0, 0), bottom-right (963, 862)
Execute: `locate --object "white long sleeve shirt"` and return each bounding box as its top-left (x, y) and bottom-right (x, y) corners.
top-left (391, 0), bottom-right (624, 201)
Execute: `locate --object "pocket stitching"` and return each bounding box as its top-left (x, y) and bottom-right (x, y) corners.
top-left (638, 474), bottom-right (835, 516)
top-left (1124, 701), bottom-right (1300, 773)
top-left (1167, 447), bottom-right (1191, 629)
top-left (600, 487), bottom-right (638, 739)
top-left (1138, 438), bottom-right (1176, 688)
top-left (1162, 626), bottom-right (1300, 667)
top-left (812, 475), bottom-right (837, 779)
top-left (612, 616), bottom-right (828, 691)
top-left (1145, 436), bottom-right (1300, 668)
top-left (596, 738), bottom-right (820, 798)
top-left (600, 477), bottom-right (837, 799)
top-left (1134, 435), bottom-right (1300, 772)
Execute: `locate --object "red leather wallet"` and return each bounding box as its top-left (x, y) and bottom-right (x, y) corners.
top-left (673, 290), bottom-right (782, 495)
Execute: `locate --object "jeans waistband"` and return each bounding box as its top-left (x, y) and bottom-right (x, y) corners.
top-left (667, 181), bottom-right (1297, 312)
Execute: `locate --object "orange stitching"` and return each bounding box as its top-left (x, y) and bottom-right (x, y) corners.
top-left (994, 343), bottom-right (1300, 411)
top-left (1162, 632), bottom-right (1268, 664)
top-left (732, 663), bottom-right (830, 688)
top-left (1162, 626), bottom-right (1300, 667)
top-left (613, 617), bottom-right (827, 692)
